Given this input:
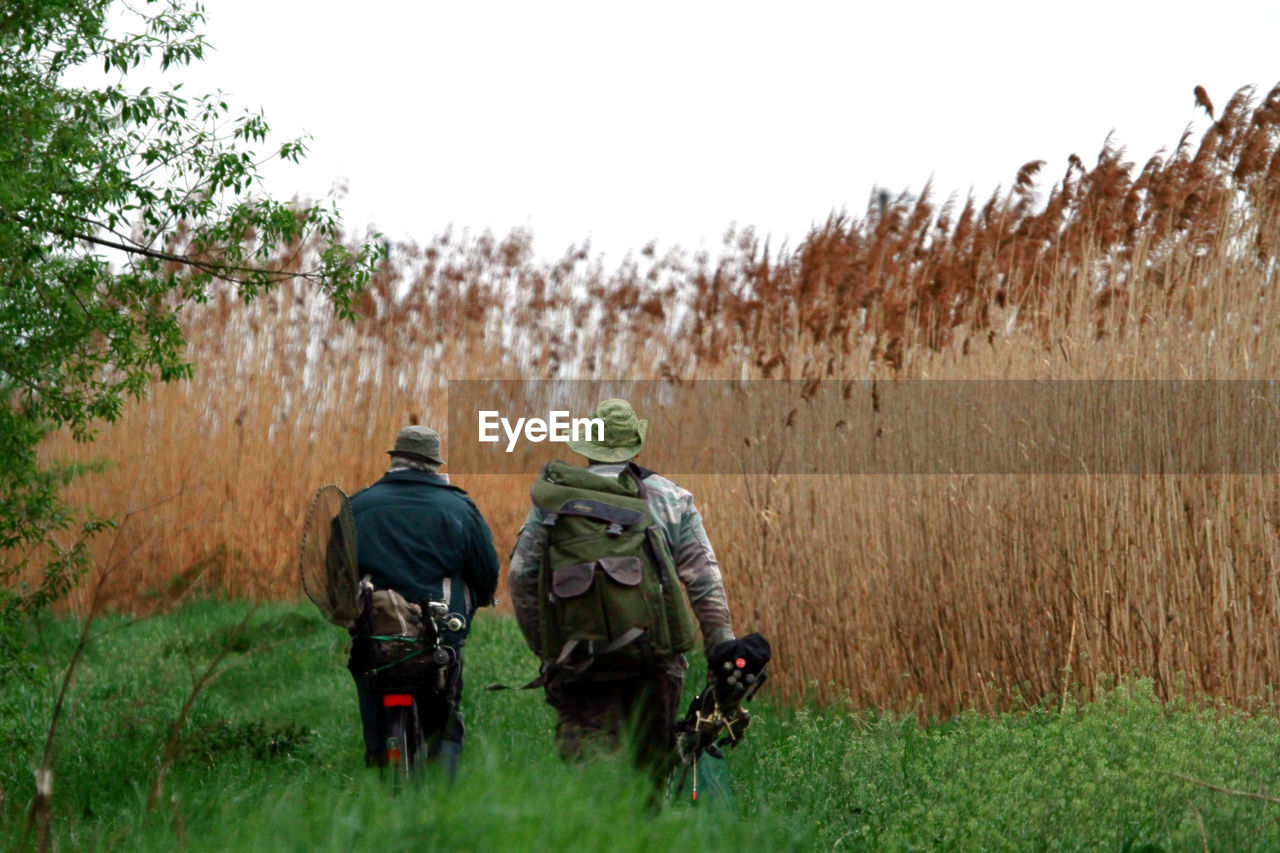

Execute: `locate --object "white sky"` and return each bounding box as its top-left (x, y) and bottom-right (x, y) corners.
top-left (161, 0), bottom-right (1279, 263)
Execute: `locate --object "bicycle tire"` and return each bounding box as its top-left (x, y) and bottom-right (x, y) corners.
top-left (385, 701), bottom-right (423, 781)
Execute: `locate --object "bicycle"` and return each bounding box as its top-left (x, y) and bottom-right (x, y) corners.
top-left (358, 582), bottom-right (467, 781)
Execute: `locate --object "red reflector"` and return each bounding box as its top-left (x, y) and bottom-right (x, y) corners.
top-left (735, 657), bottom-right (747, 669)
top-left (382, 694), bottom-right (413, 707)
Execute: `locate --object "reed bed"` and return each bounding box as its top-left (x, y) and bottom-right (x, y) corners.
top-left (30, 83), bottom-right (1280, 716)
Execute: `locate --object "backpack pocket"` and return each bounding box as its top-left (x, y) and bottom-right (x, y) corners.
top-left (548, 555), bottom-right (658, 668)
top-left (551, 562), bottom-right (595, 599)
top-left (597, 556), bottom-right (642, 586)
top-left (598, 555), bottom-right (667, 652)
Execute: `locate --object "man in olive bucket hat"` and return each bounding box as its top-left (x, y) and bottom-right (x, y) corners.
top-left (348, 425), bottom-right (499, 774)
top-left (508, 399), bottom-right (737, 785)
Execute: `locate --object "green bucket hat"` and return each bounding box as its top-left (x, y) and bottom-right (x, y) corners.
top-left (567, 398), bottom-right (648, 463)
top-left (388, 425), bottom-right (445, 465)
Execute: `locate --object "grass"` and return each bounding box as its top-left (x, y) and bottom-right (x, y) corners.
top-left (5, 599), bottom-right (1280, 850)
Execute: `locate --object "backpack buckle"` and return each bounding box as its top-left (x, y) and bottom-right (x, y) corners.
top-left (606, 522), bottom-right (623, 536)
top-left (541, 513), bottom-right (559, 527)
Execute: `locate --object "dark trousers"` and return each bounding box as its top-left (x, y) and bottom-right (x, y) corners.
top-left (356, 654), bottom-right (465, 774)
top-left (544, 669), bottom-right (683, 785)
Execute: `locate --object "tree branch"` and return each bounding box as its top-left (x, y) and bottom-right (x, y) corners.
top-left (67, 227), bottom-right (322, 286)
top-left (1164, 771), bottom-right (1280, 804)
top-left (147, 603), bottom-right (259, 812)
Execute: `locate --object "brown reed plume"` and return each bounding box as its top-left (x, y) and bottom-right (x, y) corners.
top-left (1194, 85), bottom-right (1214, 120)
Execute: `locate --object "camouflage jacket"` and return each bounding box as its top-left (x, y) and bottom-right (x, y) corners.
top-left (507, 463), bottom-right (735, 675)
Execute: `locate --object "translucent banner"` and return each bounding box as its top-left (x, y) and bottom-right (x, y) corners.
top-left (445, 380), bottom-right (1280, 475)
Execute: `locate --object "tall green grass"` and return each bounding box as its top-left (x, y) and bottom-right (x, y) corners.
top-left (5, 600), bottom-right (1280, 850)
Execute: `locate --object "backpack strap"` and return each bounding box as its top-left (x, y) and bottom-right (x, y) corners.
top-left (554, 626), bottom-right (649, 668)
top-left (484, 628), bottom-right (652, 692)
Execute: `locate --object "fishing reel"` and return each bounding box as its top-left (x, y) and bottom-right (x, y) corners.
top-left (426, 600), bottom-right (467, 634)
top-left (424, 600), bottom-right (467, 665)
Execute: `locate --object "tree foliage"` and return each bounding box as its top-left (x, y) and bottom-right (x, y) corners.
top-left (0, 0), bottom-right (381, 636)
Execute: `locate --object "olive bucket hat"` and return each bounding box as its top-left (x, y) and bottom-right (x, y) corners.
top-left (387, 425), bottom-right (445, 465)
top-left (566, 398), bottom-right (648, 463)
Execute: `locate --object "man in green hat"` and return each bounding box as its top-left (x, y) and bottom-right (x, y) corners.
top-left (348, 425), bottom-right (499, 774)
top-left (508, 399), bottom-right (736, 783)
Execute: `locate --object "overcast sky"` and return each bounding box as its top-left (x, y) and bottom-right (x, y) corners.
top-left (160, 0), bottom-right (1279, 263)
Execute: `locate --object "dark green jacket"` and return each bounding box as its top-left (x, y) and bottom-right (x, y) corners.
top-left (349, 470), bottom-right (499, 645)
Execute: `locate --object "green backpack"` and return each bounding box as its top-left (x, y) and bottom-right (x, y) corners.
top-left (532, 459), bottom-right (698, 678)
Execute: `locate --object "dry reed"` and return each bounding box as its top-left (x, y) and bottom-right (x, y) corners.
top-left (25, 82), bottom-right (1280, 716)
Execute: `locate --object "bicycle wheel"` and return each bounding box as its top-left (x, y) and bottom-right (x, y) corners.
top-left (383, 695), bottom-right (422, 782)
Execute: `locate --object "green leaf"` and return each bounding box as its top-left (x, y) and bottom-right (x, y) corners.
top-left (0, 0), bottom-right (378, 617)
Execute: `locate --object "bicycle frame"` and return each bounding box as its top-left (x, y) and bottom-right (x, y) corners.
top-left (356, 581), bottom-right (467, 781)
